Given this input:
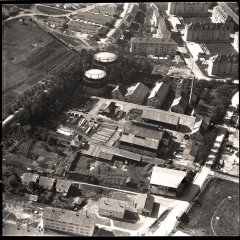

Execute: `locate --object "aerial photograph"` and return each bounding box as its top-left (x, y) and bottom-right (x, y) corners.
top-left (2, 2), bottom-right (239, 237)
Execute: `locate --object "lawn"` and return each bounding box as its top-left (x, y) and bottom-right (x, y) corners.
top-left (178, 177), bottom-right (239, 236)
top-left (36, 5), bottom-right (70, 15)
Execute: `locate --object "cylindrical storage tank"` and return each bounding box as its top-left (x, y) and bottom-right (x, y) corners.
top-left (94, 51), bottom-right (118, 64)
top-left (83, 69), bottom-right (108, 96)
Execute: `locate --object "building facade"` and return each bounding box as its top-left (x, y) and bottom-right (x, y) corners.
top-left (130, 37), bottom-right (177, 56)
top-left (147, 82), bottom-right (169, 108)
top-left (43, 207), bottom-right (95, 236)
top-left (233, 31), bottom-right (239, 52)
top-left (124, 82), bottom-right (150, 105)
top-left (183, 19), bottom-right (234, 42)
top-left (207, 54), bottom-right (239, 76)
top-left (167, 2), bottom-right (211, 16)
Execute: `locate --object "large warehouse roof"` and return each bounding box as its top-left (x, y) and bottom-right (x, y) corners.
top-left (141, 109), bottom-right (180, 126)
top-left (84, 69), bottom-right (106, 79)
top-left (94, 52), bottom-right (118, 63)
top-left (150, 166), bottom-right (186, 189)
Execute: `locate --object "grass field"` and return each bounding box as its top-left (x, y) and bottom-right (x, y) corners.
top-left (178, 177), bottom-right (239, 236)
top-left (36, 5), bottom-right (70, 15)
top-left (2, 18), bottom-right (83, 117)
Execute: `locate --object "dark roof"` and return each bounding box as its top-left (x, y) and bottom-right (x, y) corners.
top-left (43, 207), bottom-right (95, 227)
top-left (123, 121), bottom-right (163, 140)
top-left (103, 102), bottom-right (116, 114)
top-left (186, 21), bottom-right (232, 30)
top-left (217, 2), bottom-right (239, 24)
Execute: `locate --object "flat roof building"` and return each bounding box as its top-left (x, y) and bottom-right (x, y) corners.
top-left (39, 176), bottom-right (56, 191)
top-left (43, 207), bottom-right (95, 236)
top-left (98, 197), bottom-right (126, 219)
top-left (150, 166), bottom-right (187, 197)
top-left (134, 193), bottom-right (154, 216)
top-left (21, 173), bottom-right (39, 186)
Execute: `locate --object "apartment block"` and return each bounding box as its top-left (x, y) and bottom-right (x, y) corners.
top-left (167, 2), bottom-right (211, 16)
top-left (183, 19), bottom-right (234, 42)
top-left (43, 207), bottom-right (95, 236)
top-left (207, 54), bottom-right (239, 76)
top-left (130, 37), bottom-right (177, 56)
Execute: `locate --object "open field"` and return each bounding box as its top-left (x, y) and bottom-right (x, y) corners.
top-left (36, 5), bottom-right (70, 15)
top-left (178, 177), bottom-right (239, 236)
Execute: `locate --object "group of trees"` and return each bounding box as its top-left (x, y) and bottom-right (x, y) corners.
top-left (193, 80), bottom-right (238, 124)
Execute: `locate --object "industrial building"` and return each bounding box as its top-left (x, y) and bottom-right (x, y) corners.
top-left (150, 166), bottom-right (187, 197)
top-left (170, 97), bottom-right (188, 114)
top-left (94, 51), bottom-right (118, 64)
top-left (141, 108), bottom-right (180, 130)
top-left (43, 207), bottom-right (95, 236)
top-left (124, 82), bottom-right (150, 105)
top-left (147, 82), bottom-right (170, 108)
top-left (167, 2), bottom-right (211, 16)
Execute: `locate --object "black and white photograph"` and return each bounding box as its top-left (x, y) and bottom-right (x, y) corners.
top-left (2, 1), bottom-right (239, 237)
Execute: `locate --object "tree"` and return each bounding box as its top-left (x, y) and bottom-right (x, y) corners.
top-left (211, 106), bottom-right (226, 124)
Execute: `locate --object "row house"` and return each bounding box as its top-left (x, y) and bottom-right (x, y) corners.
top-left (183, 19), bottom-right (234, 42)
top-left (130, 37), bottom-right (177, 57)
top-left (77, 11), bottom-right (115, 25)
top-left (68, 20), bottom-right (101, 34)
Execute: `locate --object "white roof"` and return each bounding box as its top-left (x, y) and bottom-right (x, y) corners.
top-left (84, 69), bottom-right (106, 79)
top-left (148, 82), bottom-right (163, 99)
top-left (150, 166), bottom-right (186, 189)
top-left (173, 231), bottom-right (190, 236)
top-left (191, 117), bottom-right (203, 135)
top-left (171, 96), bottom-right (182, 107)
top-left (94, 52), bottom-right (117, 63)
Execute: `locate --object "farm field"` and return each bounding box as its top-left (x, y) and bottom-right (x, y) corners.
top-left (2, 18), bottom-right (83, 117)
top-left (36, 5), bottom-right (70, 15)
top-left (178, 177), bottom-right (239, 236)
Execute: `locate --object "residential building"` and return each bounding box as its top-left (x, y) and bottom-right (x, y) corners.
top-left (145, 4), bottom-right (160, 28)
top-left (167, 2), bottom-right (211, 16)
top-left (77, 11), bottom-right (115, 25)
top-left (93, 3), bottom-right (117, 16)
top-left (39, 176), bottom-right (56, 191)
top-left (134, 193), bottom-right (154, 216)
top-left (150, 166), bottom-right (187, 197)
top-left (106, 29), bottom-right (122, 43)
top-left (124, 82), bottom-right (149, 105)
top-left (21, 173), bottom-right (39, 186)
top-left (147, 81), bottom-right (169, 108)
top-left (233, 31), bottom-right (239, 52)
top-left (212, 3), bottom-right (239, 26)
top-left (141, 108), bottom-right (180, 130)
top-left (154, 15), bottom-right (171, 40)
top-left (207, 54), bottom-right (239, 76)
top-left (47, 17), bottom-right (66, 27)
top-left (56, 180), bottom-right (72, 196)
top-left (171, 96), bottom-right (188, 114)
top-left (130, 37), bottom-right (177, 57)
top-left (43, 207), bottom-right (95, 236)
top-left (111, 84), bottom-right (126, 101)
top-left (67, 20), bottom-right (101, 34)
top-left (183, 19), bottom-right (234, 42)
top-left (98, 197), bottom-right (126, 219)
